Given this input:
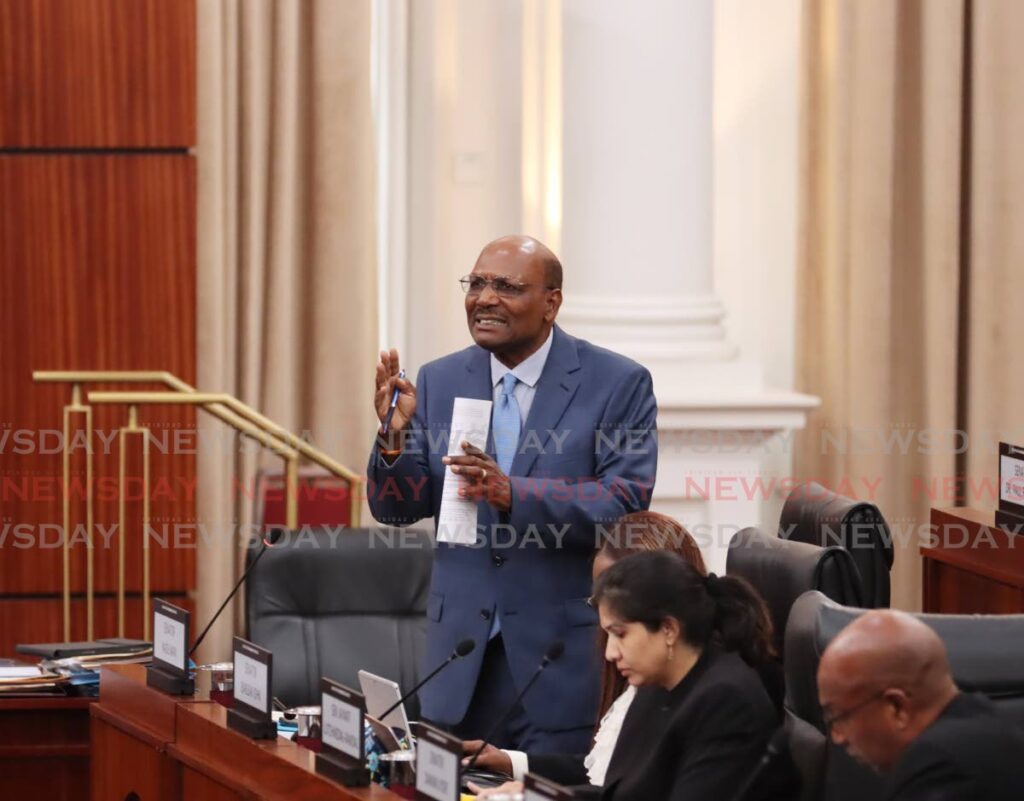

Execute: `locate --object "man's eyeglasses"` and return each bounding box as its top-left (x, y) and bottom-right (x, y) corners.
top-left (459, 275), bottom-right (556, 298)
top-left (822, 689), bottom-right (891, 733)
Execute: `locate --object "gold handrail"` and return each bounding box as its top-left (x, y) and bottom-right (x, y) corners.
top-left (34, 370), bottom-right (364, 641)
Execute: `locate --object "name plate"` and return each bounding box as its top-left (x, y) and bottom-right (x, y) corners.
top-left (145, 599), bottom-right (194, 695)
top-left (322, 679), bottom-right (364, 759)
top-left (153, 599), bottom-right (188, 675)
top-left (226, 637), bottom-right (275, 739)
top-left (234, 638), bottom-right (270, 713)
top-left (415, 723), bottom-right (461, 801)
top-left (999, 443), bottom-right (1024, 513)
top-left (315, 678), bottom-right (370, 787)
top-left (524, 773), bottom-right (578, 801)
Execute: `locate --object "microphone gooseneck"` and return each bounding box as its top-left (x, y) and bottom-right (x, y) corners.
top-left (189, 528), bottom-right (284, 658)
top-left (464, 640), bottom-right (565, 771)
top-left (377, 638), bottom-right (478, 722)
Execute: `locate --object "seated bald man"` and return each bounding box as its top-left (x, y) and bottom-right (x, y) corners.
top-left (817, 609), bottom-right (1024, 800)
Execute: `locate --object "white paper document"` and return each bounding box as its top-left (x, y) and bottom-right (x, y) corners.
top-left (437, 397), bottom-right (492, 545)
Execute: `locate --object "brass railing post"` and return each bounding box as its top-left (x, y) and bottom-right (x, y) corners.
top-left (35, 371), bottom-right (364, 645)
top-left (61, 383), bottom-right (94, 640)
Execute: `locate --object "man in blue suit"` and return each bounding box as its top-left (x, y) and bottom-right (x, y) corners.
top-left (367, 235), bottom-right (657, 753)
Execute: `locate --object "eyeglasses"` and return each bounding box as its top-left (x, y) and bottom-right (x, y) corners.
top-left (822, 689), bottom-right (890, 732)
top-left (458, 275), bottom-right (556, 298)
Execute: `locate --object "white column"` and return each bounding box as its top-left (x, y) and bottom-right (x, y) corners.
top-left (558, 0), bottom-right (737, 390)
top-left (551, 0), bottom-right (817, 572)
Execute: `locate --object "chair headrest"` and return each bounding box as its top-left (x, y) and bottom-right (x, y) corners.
top-left (780, 482), bottom-right (894, 566)
top-left (727, 528), bottom-right (866, 656)
top-left (785, 591), bottom-right (1024, 732)
top-left (246, 527), bottom-right (434, 618)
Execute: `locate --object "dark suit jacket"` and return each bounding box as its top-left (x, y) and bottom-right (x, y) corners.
top-left (366, 326), bottom-right (658, 728)
top-left (583, 646), bottom-right (782, 801)
top-left (882, 693), bottom-right (1024, 801)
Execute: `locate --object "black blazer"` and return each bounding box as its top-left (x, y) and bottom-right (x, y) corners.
top-left (882, 693), bottom-right (1024, 801)
top-left (593, 645), bottom-right (782, 801)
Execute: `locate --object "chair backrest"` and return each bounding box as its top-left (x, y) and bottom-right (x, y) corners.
top-left (726, 527), bottom-right (866, 659)
top-left (784, 591), bottom-right (1024, 800)
top-left (779, 482), bottom-right (893, 608)
top-left (245, 526), bottom-right (433, 709)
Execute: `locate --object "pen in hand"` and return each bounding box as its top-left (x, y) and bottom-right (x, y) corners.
top-left (381, 368), bottom-right (406, 435)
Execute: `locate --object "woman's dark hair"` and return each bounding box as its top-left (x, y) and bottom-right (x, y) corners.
top-left (592, 550), bottom-right (776, 669)
top-left (593, 512), bottom-right (706, 719)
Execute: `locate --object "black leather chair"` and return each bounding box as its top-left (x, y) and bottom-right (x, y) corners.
top-left (784, 591), bottom-right (1024, 801)
top-left (779, 483), bottom-right (893, 608)
top-left (245, 526), bottom-right (434, 709)
top-left (726, 527), bottom-right (866, 659)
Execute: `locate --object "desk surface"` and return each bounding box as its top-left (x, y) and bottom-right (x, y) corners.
top-left (173, 702), bottom-right (405, 801)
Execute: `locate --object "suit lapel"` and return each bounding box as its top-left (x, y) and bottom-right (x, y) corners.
top-left (511, 326), bottom-right (581, 477)
top-left (463, 346), bottom-right (498, 460)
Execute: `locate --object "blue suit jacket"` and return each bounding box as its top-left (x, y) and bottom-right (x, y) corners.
top-left (367, 326), bottom-right (657, 730)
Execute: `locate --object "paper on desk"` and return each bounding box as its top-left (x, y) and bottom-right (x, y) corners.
top-left (437, 397), bottom-right (492, 545)
top-left (0, 666), bottom-right (43, 680)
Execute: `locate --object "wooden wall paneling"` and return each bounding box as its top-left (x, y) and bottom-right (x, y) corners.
top-left (0, 596), bottom-right (194, 656)
top-left (0, 0), bottom-right (196, 148)
top-left (0, 155), bottom-right (196, 621)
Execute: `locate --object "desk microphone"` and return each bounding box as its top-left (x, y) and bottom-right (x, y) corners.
top-left (728, 726), bottom-right (787, 801)
top-left (189, 528), bottom-right (284, 658)
top-left (378, 638), bottom-right (477, 721)
top-left (464, 641), bottom-right (564, 771)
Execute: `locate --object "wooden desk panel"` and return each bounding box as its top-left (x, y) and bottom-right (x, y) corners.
top-left (171, 703), bottom-right (405, 801)
top-left (91, 664), bottom-right (212, 801)
top-left (0, 696), bottom-right (93, 801)
top-left (923, 508), bottom-right (1024, 613)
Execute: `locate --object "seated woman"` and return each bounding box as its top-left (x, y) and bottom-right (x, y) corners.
top-left (475, 549), bottom-right (787, 800)
top-left (463, 511), bottom-right (707, 788)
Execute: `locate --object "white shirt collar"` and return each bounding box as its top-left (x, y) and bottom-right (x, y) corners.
top-left (490, 327), bottom-right (554, 389)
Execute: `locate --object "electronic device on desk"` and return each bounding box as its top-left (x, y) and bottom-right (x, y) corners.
top-left (16, 638), bottom-right (151, 660)
top-left (359, 669), bottom-right (414, 744)
top-left (997, 442), bottom-right (1024, 532)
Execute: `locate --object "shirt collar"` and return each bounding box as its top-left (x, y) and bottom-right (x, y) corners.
top-left (490, 327), bottom-right (554, 389)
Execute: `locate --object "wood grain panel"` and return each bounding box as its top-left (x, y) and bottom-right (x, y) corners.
top-left (922, 508), bottom-right (1024, 612)
top-left (0, 596), bottom-right (194, 657)
top-left (182, 767), bottom-right (247, 801)
top-left (0, 696), bottom-right (92, 801)
top-left (0, 0), bottom-right (196, 148)
top-left (0, 155), bottom-right (196, 611)
top-left (923, 559), bottom-right (1024, 614)
top-left (92, 715), bottom-right (181, 801)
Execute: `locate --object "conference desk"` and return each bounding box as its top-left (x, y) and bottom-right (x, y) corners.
top-left (0, 695), bottom-right (92, 801)
top-left (923, 507), bottom-right (1024, 613)
top-left (92, 664), bottom-right (406, 801)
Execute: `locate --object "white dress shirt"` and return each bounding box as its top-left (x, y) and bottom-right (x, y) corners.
top-left (489, 328), bottom-right (554, 429)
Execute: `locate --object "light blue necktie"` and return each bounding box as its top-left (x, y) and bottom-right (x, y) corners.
top-left (488, 373), bottom-right (520, 638)
top-left (493, 373), bottom-right (521, 474)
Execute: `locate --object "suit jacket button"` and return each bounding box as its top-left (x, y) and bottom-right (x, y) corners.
top-left (480, 609), bottom-right (492, 621)
top-left (492, 554), bottom-right (505, 566)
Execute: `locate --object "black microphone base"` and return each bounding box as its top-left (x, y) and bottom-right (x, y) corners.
top-left (227, 707), bottom-right (277, 740)
top-left (146, 664), bottom-right (195, 696)
top-left (315, 752), bottom-right (371, 787)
